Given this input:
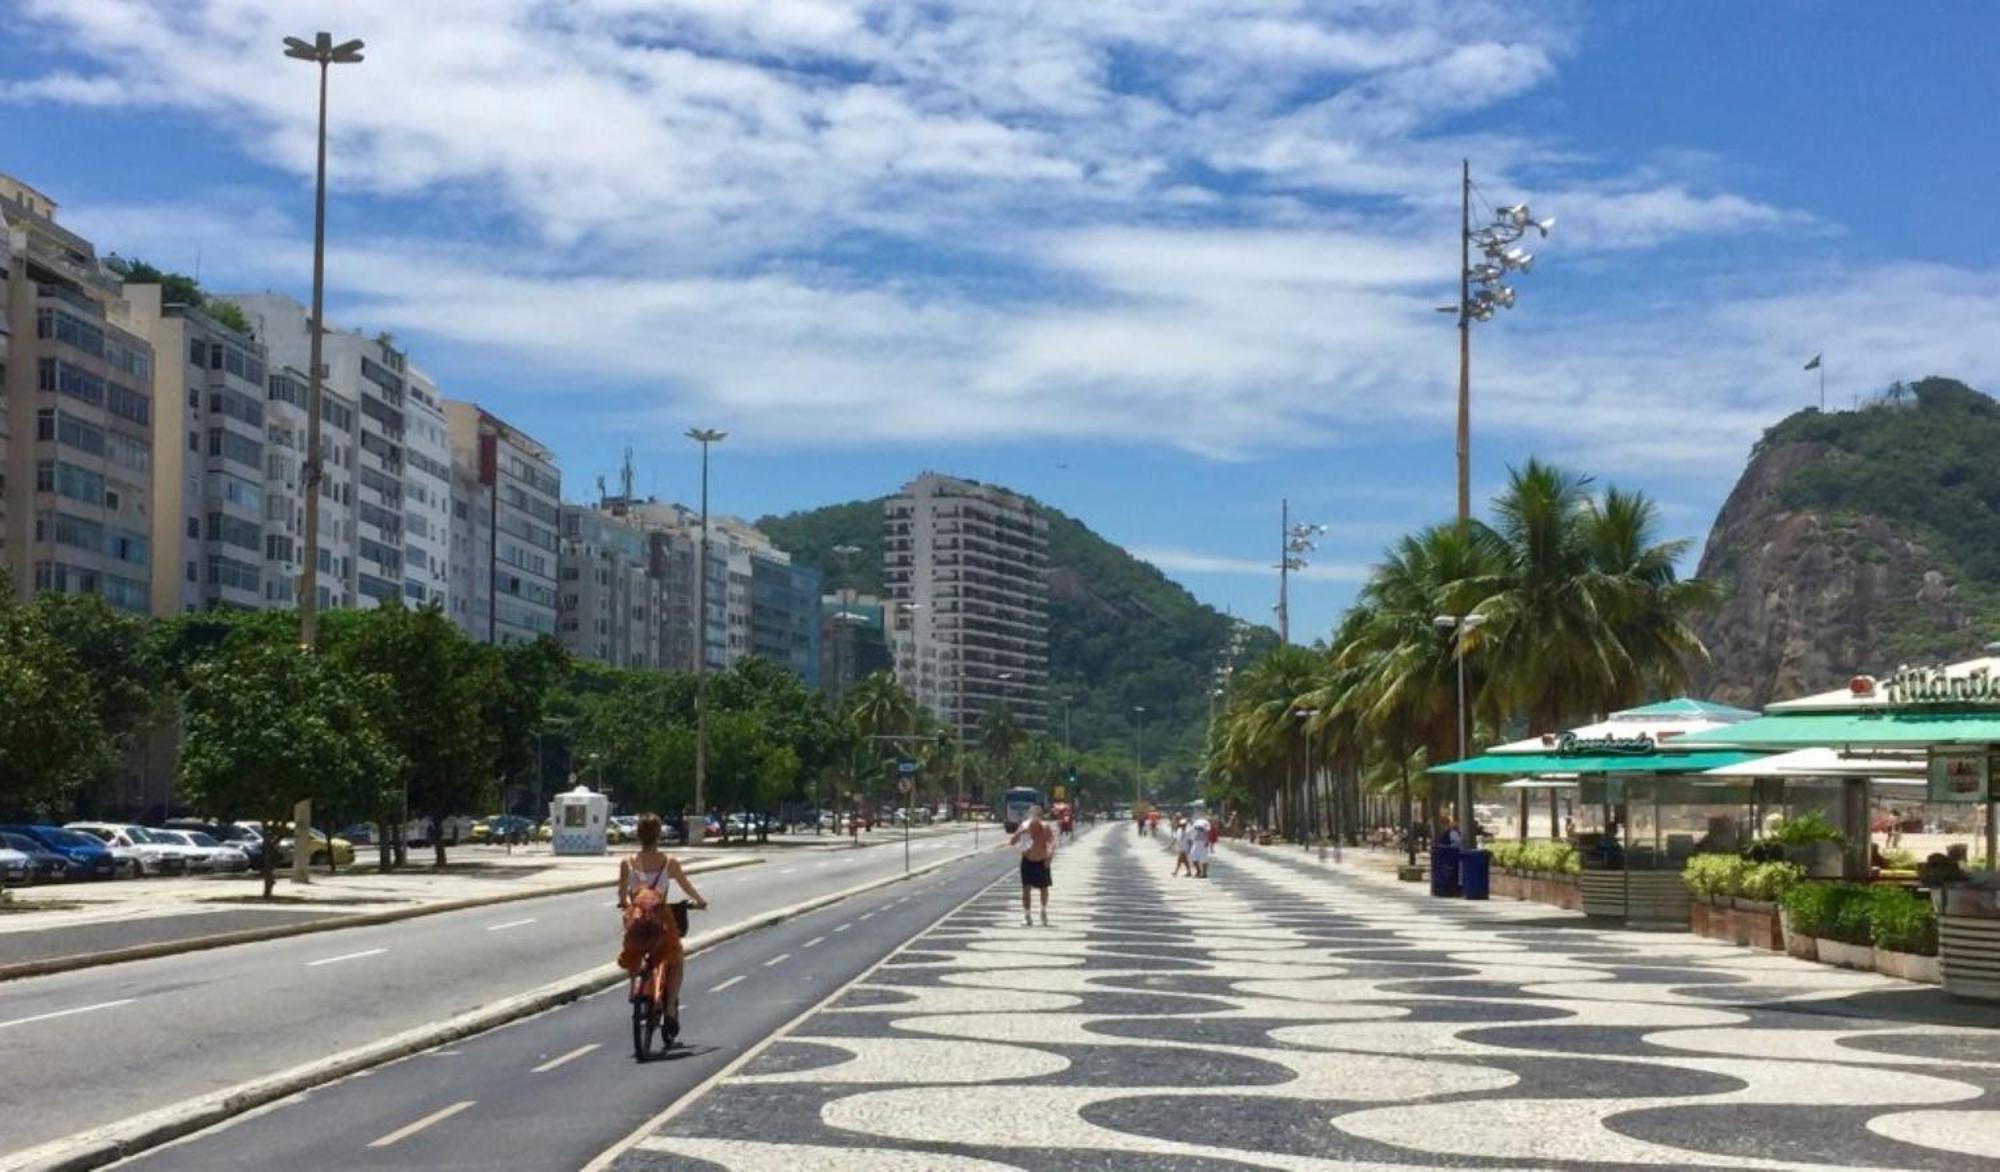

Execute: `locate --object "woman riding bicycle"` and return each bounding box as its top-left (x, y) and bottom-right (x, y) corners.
top-left (616, 813), bottom-right (707, 1040)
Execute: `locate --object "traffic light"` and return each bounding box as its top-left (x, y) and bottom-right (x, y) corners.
top-left (1066, 764), bottom-right (1078, 785)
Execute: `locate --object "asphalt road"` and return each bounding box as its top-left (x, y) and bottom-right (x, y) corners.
top-left (0, 908), bottom-right (344, 966)
top-left (105, 845), bottom-right (1021, 1171)
top-left (0, 828), bottom-right (994, 1156)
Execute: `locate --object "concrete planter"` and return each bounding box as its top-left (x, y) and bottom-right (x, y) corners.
top-left (1578, 870), bottom-right (1626, 920)
top-left (1492, 869), bottom-right (1581, 910)
top-left (1731, 899), bottom-right (1783, 951)
top-left (1783, 841), bottom-right (1844, 879)
top-left (1816, 938), bottom-right (1876, 971)
top-left (1395, 864), bottom-right (1427, 882)
top-left (1780, 910), bottom-right (1817, 962)
top-left (1874, 949), bottom-right (1942, 984)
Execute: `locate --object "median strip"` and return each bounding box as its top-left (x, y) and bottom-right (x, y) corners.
top-left (0, 849), bottom-right (991, 1172)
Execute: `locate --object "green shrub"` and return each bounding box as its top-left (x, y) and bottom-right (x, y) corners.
top-left (1880, 847), bottom-right (1919, 871)
top-left (1826, 884), bottom-right (1875, 946)
top-left (1781, 882), bottom-right (1838, 937)
top-left (1738, 861), bottom-right (1805, 903)
top-left (1771, 810), bottom-right (1845, 848)
top-left (1515, 840), bottom-right (1577, 875)
top-left (1869, 887), bottom-right (1938, 956)
top-left (1681, 854), bottom-right (1746, 900)
top-left (1490, 841), bottom-right (1523, 870)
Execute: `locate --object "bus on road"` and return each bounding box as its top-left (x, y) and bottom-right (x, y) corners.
top-left (1000, 787), bottom-right (1046, 833)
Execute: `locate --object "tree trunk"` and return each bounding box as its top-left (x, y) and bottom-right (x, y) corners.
top-left (1399, 760), bottom-right (1415, 866)
top-left (432, 815), bottom-right (447, 869)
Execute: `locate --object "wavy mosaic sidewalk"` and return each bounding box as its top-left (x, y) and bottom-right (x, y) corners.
top-left (608, 829), bottom-right (2000, 1171)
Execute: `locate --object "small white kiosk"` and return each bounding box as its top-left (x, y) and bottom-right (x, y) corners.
top-left (549, 784), bottom-right (610, 856)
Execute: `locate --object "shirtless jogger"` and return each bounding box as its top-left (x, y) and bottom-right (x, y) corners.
top-left (1009, 808), bottom-right (1056, 926)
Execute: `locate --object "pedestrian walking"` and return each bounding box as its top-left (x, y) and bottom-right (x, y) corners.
top-left (1008, 807), bottom-right (1057, 926)
top-left (1172, 816), bottom-right (1192, 876)
top-left (1191, 816), bottom-right (1215, 878)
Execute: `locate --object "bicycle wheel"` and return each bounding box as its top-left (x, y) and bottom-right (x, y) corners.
top-left (631, 976), bottom-right (655, 1060)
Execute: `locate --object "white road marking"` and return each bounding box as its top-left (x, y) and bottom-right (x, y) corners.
top-left (814, 861), bottom-right (830, 868)
top-left (486, 918), bottom-right (536, 932)
top-left (763, 953), bottom-right (791, 967)
top-left (0, 998), bottom-right (136, 1030)
top-left (307, 947), bottom-right (387, 967)
top-left (778, 868), bottom-right (797, 876)
top-left (803, 936), bottom-right (825, 949)
top-left (531, 1043), bottom-right (600, 1073)
top-left (833, 922), bottom-right (851, 933)
top-left (427, 1050), bottom-right (461, 1057)
top-left (858, 912), bottom-right (876, 921)
top-left (367, 1100), bottom-right (475, 1148)
top-left (709, 975), bottom-right (746, 993)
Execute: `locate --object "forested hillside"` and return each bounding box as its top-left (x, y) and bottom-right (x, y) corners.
top-left (1694, 377), bottom-right (2000, 705)
top-left (758, 492), bottom-right (1275, 797)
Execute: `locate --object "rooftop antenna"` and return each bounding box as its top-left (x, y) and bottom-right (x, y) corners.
top-left (596, 474), bottom-right (609, 509)
top-left (621, 446), bottom-right (635, 503)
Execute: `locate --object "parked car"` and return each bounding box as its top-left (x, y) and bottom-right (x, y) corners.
top-left (0, 845), bottom-right (34, 885)
top-left (162, 819), bottom-right (269, 868)
top-left (150, 829), bottom-right (251, 873)
top-left (66, 823), bottom-right (192, 877)
top-left (239, 822), bottom-right (355, 868)
top-left (336, 823), bottom-right (378, 847)
top-left (472, 815), bottom-right (535, 844)
top-left (0, 825), bottom-right (116, 880)
top-left (0, 833), bottom-right (70, 883)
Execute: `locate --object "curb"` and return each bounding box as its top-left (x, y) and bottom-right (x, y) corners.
top-left (2, 848), bottom-right (988, 1172)
top-left (0, 856), bottom-right (762, 984)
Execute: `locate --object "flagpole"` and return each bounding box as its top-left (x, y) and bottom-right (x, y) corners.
top-left (1820, 360), bottom-right (1825, 412)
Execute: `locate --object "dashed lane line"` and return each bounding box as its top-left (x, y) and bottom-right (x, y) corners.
top-left (367, 1100), bottom-right (475, 1148)
top-left (708, 975), bottom-right (746, 994)
top-left (531, 1043), bottom-right (600, 1073)
top-left (762, 953), bottom-right (791, 968)
top-left (485, 918), bottom-right (536, 932)
top-left (0, 998), bottom-right (137, 1030)
top-left (307, 948), bottom-right (387, 968)
top-left (803, 936), bottom-right (825, 949)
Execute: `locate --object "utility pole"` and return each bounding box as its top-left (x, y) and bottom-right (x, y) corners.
top-left (1277, 498), bottom-right (1290, 645)
top-left (686, 428), bottom-right (726, 838)
top-left (1457, 157), bottom-right (1472, 527)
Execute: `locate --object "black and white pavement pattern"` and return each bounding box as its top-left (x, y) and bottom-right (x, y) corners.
top-left (611, 829), bottom-right (2000, 1171)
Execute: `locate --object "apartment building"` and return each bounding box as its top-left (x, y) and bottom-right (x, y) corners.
top-left (885, 473), bottom-right (1049, 744)
top-left (821, 592), bottom-right (891, 698)
top-left (444, 400), bottom-right (559, 644)
top-left (260, 362), bottom-right (358, 612)
top-left (1, 175), bottom-right (156, 613)
top-left (223, 294), bottom-right (419, 612)
top-left (557, 503), bottom-right (664, 669)
top-left (403, 375), bottom-right (451, 607)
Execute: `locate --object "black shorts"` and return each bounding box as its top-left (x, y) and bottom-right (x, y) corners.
top-left (1020, 857), bottom-right (1052, 889)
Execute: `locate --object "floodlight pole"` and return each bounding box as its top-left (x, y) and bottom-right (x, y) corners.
top-left (1456, 157), bottom-right (1472, 528)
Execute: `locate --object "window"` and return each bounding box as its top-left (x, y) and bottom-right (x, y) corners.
top-left (55, 462), bottom-right (104, 505)
top-left (205, 512), bottom-right (262, 553)
top-left (34, 460), bottom-right (54, 493)
top-left (105, 432), bottom-right (149, 474)
top-left (207, 555), bottom-right (260, 593)
top-left (207, 389), bottom-right (262, 428)
top-left (106, 382), bottom-right (149, 425)
top-left (207, 427), bottom-right (261, 468)
top-left (36, 408), bottom-right (55, 441)
top-left (187, 517), bottom-right (200, 539)
top-left (106, 528), bottom-right (148, 565)
top-left (190, 338), bottom-right (206, 367)
top-left (37, 308), bottom-right (105, 357)
top-left (49, 512), bottom-right (105, 552)
top-left (102, 574), bottom-right (149, 613)
top-left (206, 471), bottom-right (263, 512)
top-left (41, 359), bottom-right (106, 406)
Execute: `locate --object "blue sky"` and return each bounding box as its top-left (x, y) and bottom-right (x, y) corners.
top-left (6, 1), bottom-right (1997, 639)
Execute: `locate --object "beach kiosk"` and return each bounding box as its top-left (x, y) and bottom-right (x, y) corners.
top-left (1681, 658), bottom-right (2000, 1001)
top-left (548, 784), bottom-right (610, 856)
top-left (1431, 699), bottom-right (1764, 928)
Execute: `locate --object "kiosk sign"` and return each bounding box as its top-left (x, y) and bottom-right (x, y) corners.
top-left (1928, 750), bottom-right (1990, 803)
top-left (1885, 665), bottom-right (2000, 706)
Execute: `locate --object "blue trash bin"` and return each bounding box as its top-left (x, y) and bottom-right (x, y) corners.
top-left (1429, 844), bottom-right (1461, 897)
top-left (1460, 848), bottom-right (1491, 901)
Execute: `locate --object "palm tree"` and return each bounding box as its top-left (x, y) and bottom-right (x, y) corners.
top-left (1481, 461), bottom-right (1716, 728)
top-left (1333, 522), bottom-right (1503, 857)
top-left (1225, 645), bottom-right (1325, 840)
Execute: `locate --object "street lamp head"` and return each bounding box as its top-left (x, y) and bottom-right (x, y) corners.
top-left (1434, 614), bottom-right (1458, 629)
top-left (832, 543), bottom-right (861, 556)
top-left (1533, 216), bottom-right (1555, 237)
top-left (1462, 613), bottom-right (1488, 632)
top-left (685, 427), bottom-right (727, 444)
top-left (330, 38), bottom-right (365, 62)
top-left (283, 32), bottom-right (364, 64)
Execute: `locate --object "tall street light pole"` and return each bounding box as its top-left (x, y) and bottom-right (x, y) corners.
top-left (1131, 705), bottom-right (1146, 811)
top-left (1435, 613), bottom-right (1486, 846)
top-left (687, 427), bottom-right (726, 838)
top-left (1276, 500), bottom-right (1324, 645)
top-left (282, 31), bottom-right (364, 647)
top-left (831, 543), bottom-right (861, 705)
top-left (1442, 161), bottom-right (1553, 527)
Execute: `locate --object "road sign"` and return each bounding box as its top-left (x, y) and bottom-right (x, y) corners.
top-left (898, 760), bottom-right (918, 774)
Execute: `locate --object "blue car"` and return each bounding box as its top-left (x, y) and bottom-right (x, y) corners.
top-left (0, 824), bottom-right (117, 880)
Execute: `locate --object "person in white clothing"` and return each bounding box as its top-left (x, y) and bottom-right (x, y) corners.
top-left (1188, 818), bottom-right (1214, 878)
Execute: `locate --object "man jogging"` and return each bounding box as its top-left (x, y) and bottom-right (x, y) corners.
top-left (1009, 807), bottom-right (1056, 926)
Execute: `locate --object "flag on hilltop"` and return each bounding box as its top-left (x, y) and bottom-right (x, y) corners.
top-left (1803, 354), bottom-right (1822, 371)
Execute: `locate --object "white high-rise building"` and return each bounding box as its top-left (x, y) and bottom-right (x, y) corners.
top-left (557, 503), bottom-right (664, 669)
top-left (444, 400), bottom-right (559, 644)
top-left (223, 294), bottom-right (433, 614)
top-left (402, 374), bottom-right (451, 607)
top-left (886, 473), bottom-right (1049, 744)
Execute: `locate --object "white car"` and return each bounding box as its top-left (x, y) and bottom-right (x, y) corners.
top-left (66, 823), bottom-right (193, 877)
top-left (0, 847), bottom-right (29, 885)
top-left (151, 828), bottom-right (251, 873)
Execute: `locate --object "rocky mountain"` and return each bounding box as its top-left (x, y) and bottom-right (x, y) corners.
top-left (1694, 378), bottom-right (2000, 707)
top-left (757, 490), bottom-right (1275, 789)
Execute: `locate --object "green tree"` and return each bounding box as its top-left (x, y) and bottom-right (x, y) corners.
top-left (0, 588), bottom-right (106, 820)
top-left (178, 642), bottom-right (395, 898)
